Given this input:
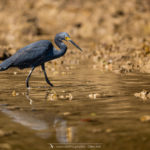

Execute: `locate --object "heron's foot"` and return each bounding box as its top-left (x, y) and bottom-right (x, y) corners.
top-left (46, 80), bottom-right (54, 87)
top-left (27, 86), bottom-right (31, 90)
top-left (49, 83), bottom-right (54, 87)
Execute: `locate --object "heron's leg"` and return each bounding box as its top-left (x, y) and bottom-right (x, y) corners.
top-left (26, 67), bottom-right (35, 88)
top-left (41, 64), bottom-right (53, 87)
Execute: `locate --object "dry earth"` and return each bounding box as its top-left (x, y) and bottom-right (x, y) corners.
top-left (0, 0), bottom-right (150, 73)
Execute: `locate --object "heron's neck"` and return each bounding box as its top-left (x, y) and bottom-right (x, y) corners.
top-left (54, 38), bottom-right (67, 58)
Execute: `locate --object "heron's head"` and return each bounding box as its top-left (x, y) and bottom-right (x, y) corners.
top-left (55, 32), bottom-right (82, 51)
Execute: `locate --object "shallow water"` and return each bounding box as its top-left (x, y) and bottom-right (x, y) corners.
top-left (0, 65), bottom-right (150, 150)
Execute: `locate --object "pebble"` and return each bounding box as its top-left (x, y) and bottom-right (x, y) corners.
top-left (47, 93), bottom-right (58, 101)
top-left (59, 95), bottom-right (65, 100)
top-left (89, 93), bottom-right (100, 99)
top-left (140, 115), bottom-right (150, 122)
top-left (59, 93), bottom-right (73, 100)
top-left (63, 112), bottom-right (71, 116)
top-left (66, 93), bottom-right (73, 100)
top-left (13, 72), bottom-right (17, 75)
top-left (105, 128), bottom-right (112, 133)
top-left (134, 89), bottom-right (150, 100)
top-left (11, 90), bottom-right (19, 96)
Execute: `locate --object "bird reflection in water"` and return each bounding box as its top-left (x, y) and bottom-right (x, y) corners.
top-left (54, 118), bottom-right (75, 143)
top-left (26, 88), bottom-right (33, 105)
top-left (25, 87), bottom-right (57, 105)
top-left (0, 104), bottom-right (75, 142)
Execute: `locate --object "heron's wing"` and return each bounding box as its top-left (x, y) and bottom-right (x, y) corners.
top-left (11, 40), bottom-right (53, 68)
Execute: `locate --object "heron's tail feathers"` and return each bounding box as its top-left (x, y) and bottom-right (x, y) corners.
top-left (0, 66), bottom-right (8, 71)
top-left (0, 58), bottom-right (13, 71)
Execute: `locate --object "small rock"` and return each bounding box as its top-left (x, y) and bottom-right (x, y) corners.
top-left (140, 115), bottom-right (150, 122)
top-left (66, 93), bottom-right (73, 100)
top-left (13, 72), bottom-right (17, 75)
top-left (89, 93), bottom-right (100, 99)
top-left (63, 112), bottom-right (71, 116)
top-left (47, 93), bottom-right (57, 101)
top-left (134, 89), bottom-right (150, 100)
top-left (11, 90), bottom-right (19, 96)
top-left (59, 95), bottom-right (65, 100)
top-left (105, 128), bottom-right (112, 133)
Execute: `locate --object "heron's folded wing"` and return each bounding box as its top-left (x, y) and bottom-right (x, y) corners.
top-left (12, 40), bottom-right (53, 66)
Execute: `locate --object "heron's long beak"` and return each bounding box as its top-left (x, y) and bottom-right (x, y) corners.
top-left (69, 40), bottom-right (82, 51)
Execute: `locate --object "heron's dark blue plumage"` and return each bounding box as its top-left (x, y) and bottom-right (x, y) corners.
top-left (0, 32), bottom-right (82, 88)
top-left (12, 40), bottom-right (53, 69)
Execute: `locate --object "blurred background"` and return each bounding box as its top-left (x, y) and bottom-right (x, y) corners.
top-left (0, 0), bottom-right (150, 73)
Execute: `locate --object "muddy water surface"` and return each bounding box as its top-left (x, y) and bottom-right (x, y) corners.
top-left (0, 65), bottom-right (150, 150)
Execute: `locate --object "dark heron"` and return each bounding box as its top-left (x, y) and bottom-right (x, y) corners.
top-left (0, 32), bottom-right (82, 88)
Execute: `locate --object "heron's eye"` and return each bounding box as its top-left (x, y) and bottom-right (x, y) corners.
top-left (65, 37), bottom-right (71, 41)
